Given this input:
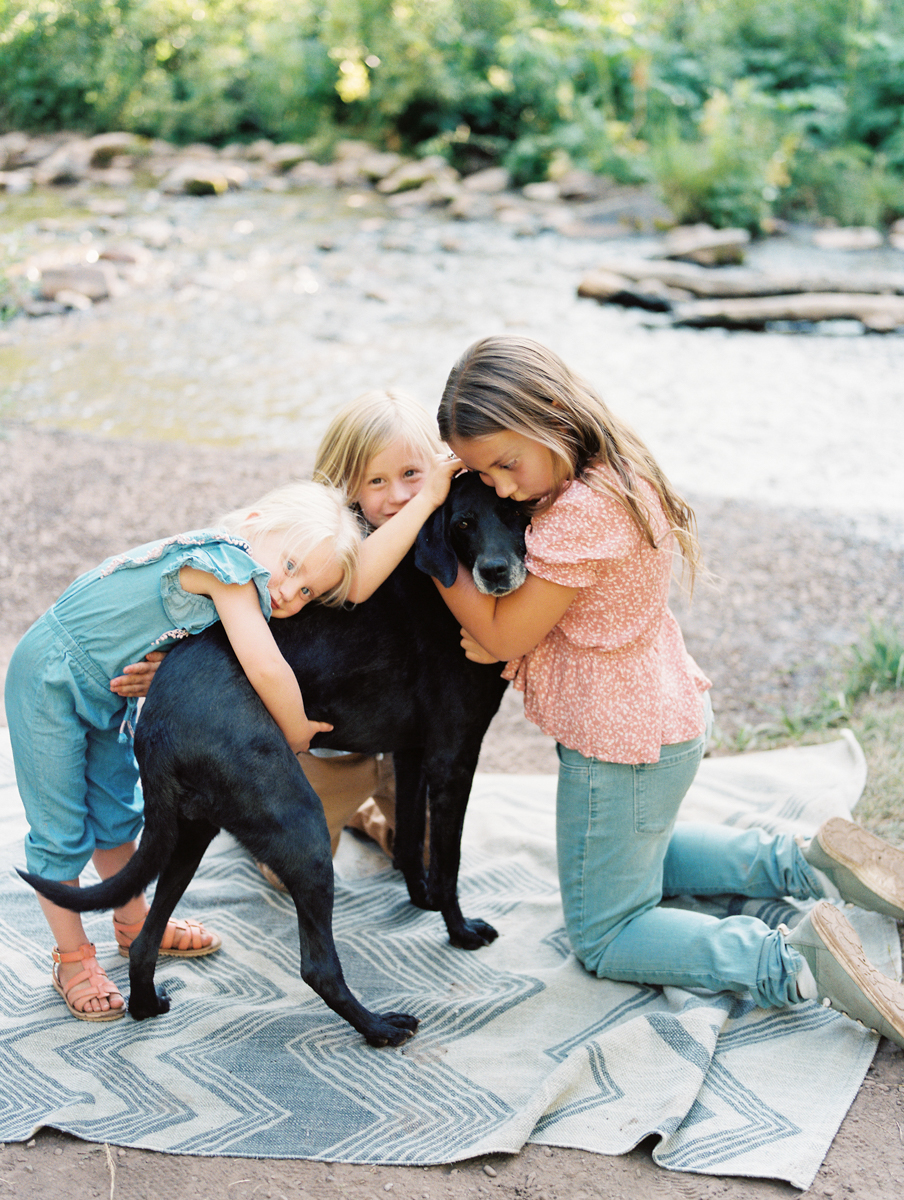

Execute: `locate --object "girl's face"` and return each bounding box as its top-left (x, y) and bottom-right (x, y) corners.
top-left (248, 532), bottom-right (343, 618)
top-left (448, 431), bottom-right (559, 504)
top-left (354, 438), bottom-right (432, 528)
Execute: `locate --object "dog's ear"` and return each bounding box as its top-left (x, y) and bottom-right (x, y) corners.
top-left (414, 498), bottom-right (459, 587)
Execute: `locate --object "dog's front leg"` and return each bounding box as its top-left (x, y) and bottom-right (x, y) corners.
top-left (390, 750), bottom-right (433, 909)
top-left (428, 773), bottom-right (499, 950)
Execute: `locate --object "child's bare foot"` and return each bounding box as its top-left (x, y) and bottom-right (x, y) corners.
top-left (51, 943), bottom-right (125, 1021)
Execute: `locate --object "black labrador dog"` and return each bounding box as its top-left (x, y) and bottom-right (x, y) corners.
top-left (20, 473), bottom-right (528, 1046)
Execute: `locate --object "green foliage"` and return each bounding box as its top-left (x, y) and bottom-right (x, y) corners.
top-left (720, 619), bottom-right (904, 754)
top-left (644, 0), bottom-right (904, 227)
top-left (845, 620), bottom-right (904, 700)
top-left (0, 266), bottom-right (22, 322)
top-left (781, 144), bottom-right (904, 226)
top-left (650, 81), bottom-right (790, 230)
top-left (1, 1), bottom-right (904, 227)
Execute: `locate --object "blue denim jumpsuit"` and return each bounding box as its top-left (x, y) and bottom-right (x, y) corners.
top-left (5, 530), bottom-right (271, 880)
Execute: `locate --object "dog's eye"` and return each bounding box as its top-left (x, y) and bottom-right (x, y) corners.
top-left (455, 519), bottom-right (471, 530)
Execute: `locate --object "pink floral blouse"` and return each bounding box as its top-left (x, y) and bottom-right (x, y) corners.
top-left (502, 471), bottom-right (711, 764)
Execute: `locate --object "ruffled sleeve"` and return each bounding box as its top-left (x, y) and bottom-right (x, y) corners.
top-left (525, 478), bottom-right (641, 588)
top-left (159, 536), bottom-right (272, 630)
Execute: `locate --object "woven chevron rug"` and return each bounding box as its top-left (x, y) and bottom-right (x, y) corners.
top-left (0, 727), bottom-right (898, 1189)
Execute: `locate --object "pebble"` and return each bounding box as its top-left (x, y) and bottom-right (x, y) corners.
top-left (483, 1165), bottom-right (497, 1177)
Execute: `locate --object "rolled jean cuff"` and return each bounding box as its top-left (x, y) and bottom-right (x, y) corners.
top-left (753, 927), bottom-right (805, 1009)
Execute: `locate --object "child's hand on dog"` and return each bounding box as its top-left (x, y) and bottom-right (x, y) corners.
top-left (292, 715), bottom-right (333, 754)
top-left (110, 651), bottom-right (168, 697)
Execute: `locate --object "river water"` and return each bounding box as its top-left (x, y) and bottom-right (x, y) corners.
top-left (2, 185), bottom-right (903, 539)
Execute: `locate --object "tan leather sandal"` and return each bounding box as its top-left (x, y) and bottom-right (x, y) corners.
top-left (51, 943), bottom-right (125, 1022)
top-left (114, 914), bottom-right (222, 958)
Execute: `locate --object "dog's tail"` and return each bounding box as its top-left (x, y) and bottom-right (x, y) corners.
top-left (16, 815), bottom-right (177, 914)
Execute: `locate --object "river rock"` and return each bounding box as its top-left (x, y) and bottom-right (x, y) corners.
top-left (448, 190), bottom-right (497, 220)
top-left (662, 224), bottom-right (750, 266)
top-left (87, 166), bottom-right (136, 188)
top-left (812, 226), bottom-right (884, 251)
top-left (263, 143), bottom-right (312, 172)
top-left (54, 288), bottom-right (94, 311)
top-left (159, 159), bottom-right (249, 194)
top-left (0, 132), bottom-right (31, 170)
top-left (671, 290), bottom-right (904, 330)
top-left (358, 150), bottom-right (406, 182)
top-left (462, 167), bottom-right (511, 194)
top-left (554, 169), bottom-right (615, 201)
top-left (0, 170), bottom-right (32, 194)
top-left (38, 264), bottom-right (117, 302)
top-left (32, 138), bottom-right (94, 185)
top-left (386, 176), bottom-right (461, 209)
top-left (85, 131), bottom-right (142, 166)
top-left (376, 155), bottom-right (459, 194)
top-left (521, 181), bottom-right (561, 203)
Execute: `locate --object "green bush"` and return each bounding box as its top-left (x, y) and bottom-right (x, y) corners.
top-left (650, 82), bottom-right (791, 230)
top-left (781, 144), bottom-right (904, 226)
top-left (1, 1), bottom-right (904, 228)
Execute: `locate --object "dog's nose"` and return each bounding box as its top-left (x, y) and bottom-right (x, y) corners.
top-left (476, 558), bottom-right (511, 588)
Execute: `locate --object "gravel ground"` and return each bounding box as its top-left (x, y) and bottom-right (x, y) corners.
top-left (1, 182), bottom-right (904, 1197)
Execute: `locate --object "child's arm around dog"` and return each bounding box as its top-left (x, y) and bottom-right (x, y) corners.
top-left (346, 449), bottom-right (462, 602)
top-left (179, 567), bottom-right (331, 753)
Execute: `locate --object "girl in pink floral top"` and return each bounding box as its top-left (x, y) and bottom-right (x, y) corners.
top-left (432, 334), bottom-right (904, 1048)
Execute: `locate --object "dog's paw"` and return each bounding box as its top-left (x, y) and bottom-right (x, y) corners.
top-left (448, 918), bottom-right (499, 950)
top-left (127, 987), bottom-right (171, 1020)
top-left (363, 1011), bottom-right (419, 1048)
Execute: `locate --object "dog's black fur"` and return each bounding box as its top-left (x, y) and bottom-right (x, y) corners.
top-left (20, 473), bottom-right (528, 1046)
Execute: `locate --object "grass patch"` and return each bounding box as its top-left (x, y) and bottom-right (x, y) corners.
top-left (715, 621), bottom-right (904, 846)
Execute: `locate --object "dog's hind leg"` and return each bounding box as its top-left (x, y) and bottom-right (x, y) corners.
top-left (257, 826), bottom-right (417, 1046)
top-left (126, 815), bottom-right (218, 1020)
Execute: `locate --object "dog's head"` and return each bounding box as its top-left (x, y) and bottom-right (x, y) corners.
top-left (414, 472), bottom-right (529, 595)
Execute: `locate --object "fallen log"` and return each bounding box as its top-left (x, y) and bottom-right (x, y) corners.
top-left (576, 268), bottom-right (674, 311)
top-left (586, 257), bottom-right (904, 299)
top-left (670, 291), bottom-right (904, 331)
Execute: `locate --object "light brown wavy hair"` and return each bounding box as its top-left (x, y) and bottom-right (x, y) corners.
top-left (438, 335), bottom-right (700, 585)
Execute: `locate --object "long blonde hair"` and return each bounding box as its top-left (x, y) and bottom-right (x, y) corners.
top-left (438, 335), bottom-right (700, 583)
top-left (220, 481), bottom-right (361, 606)
top-left (314, 389), bottom-right (444, 507)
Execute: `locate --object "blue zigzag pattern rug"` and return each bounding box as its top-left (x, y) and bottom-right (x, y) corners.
top-left (0, 730), bottom-right (898, 1189)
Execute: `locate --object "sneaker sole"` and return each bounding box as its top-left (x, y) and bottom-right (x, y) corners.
top-left (810, 901), bottom-right (904, 1043)
top-left (818, 818), bottom-right (904, 912)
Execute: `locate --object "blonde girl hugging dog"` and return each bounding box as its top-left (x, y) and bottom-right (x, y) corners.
top-left (112, 391), bottom-right (460, 863)
top-left (293, 388), bottom-right (457, 860)
top-left (8, 465), bottom-right (458, 1023)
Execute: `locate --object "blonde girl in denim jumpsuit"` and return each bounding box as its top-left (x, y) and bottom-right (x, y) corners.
top-left (431, 334), bottom-right (904, 1048)
top-left (6, 481), bottom-right (363, 1022)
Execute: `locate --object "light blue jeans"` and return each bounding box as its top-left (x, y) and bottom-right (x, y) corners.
top-left (5, 611), bottom-right (144, 879)
top-left (555, 696), bottom-right (824, 1008)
